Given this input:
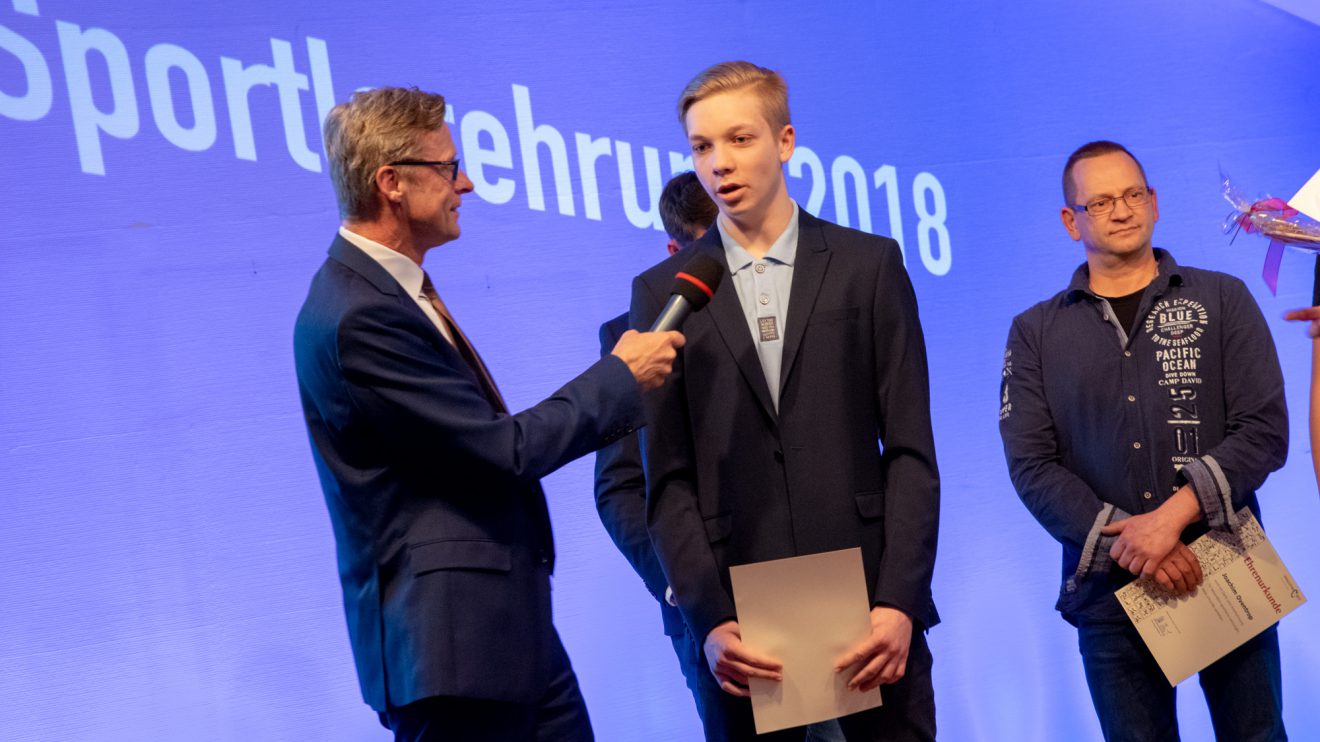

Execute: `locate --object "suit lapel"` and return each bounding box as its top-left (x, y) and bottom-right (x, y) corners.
top-left (697, 235), bottom-right (779, 424)
top-left (779, 211), bottom-right (831, 396)
top-left (327, 234), bottom-right (465, 362)
top-left (328, 234), bottom-right (401, 296)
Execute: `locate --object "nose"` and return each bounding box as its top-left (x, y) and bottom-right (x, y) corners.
top-left (1110, 196), bottom-right (1135, 220)
top-left (455, 168), bottom-right (475, 195)
top-left (710, 143), bottom-right (733, 175)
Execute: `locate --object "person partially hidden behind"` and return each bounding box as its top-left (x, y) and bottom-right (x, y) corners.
top-left (293, 86), bottom-right (683, 742)
top-left (594, 170), bottom-right (715, 709)
top-left (1285, 302), bottom-right (1320, 495)
top-left (999, 140), bottom-right (1288, 741)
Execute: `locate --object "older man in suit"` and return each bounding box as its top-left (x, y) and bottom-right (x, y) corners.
top-left (632, 62), bottom-right (940, 741)
top-left (294, 86), bottom-right (682, 742)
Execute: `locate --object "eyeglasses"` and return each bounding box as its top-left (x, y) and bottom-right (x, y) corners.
top-left (388, 159), bottom-right (461, 182)
top-left (1069, 187), bottom-right (1153, 217)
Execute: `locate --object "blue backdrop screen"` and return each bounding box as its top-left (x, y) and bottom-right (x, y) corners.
top-left (3, 1), bottom-right (1319, 739)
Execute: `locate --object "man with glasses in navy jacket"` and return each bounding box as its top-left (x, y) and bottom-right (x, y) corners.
top-left (1000, 140), bottom-right (1288, 741)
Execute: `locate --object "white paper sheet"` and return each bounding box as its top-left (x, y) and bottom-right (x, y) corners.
top-left (1115, 510), bottom-right (1306, 685)
top-left (1288, 167), bottom-right (1320, 222)
top-left (729, 547), bottom-right (881, 734)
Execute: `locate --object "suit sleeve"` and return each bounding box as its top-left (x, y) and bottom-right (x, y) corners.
top-left (869, 243), bottom-right (944, 621)
top-left (594, 318), bottom-right (670, 602)
top-left (999, 309), bottom-right (1126, 584)
top-left (633, 274), bottom-right (737, 643)
top-left (1177, 277), bottom-right (1288, 530)
top-left (337, 301), bottom-right (643, 483)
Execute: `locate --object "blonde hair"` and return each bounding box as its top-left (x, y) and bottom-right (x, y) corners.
top-left (323, 87), bottom-right (448, 220)
top-left (677, 61), bottom-right (790, 132)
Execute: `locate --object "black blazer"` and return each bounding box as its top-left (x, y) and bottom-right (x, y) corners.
top-left (593, 313), bottom-right (685, 637)
top-left (294, 235), bottom-right (642, 710)
top-left (630, 210), bottom-right (941, 644)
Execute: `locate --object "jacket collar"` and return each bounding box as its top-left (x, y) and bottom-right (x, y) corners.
top-left (1066, 248), bottom-right (1185, 303)
top-left (691, 208), bottom-right (832, 423)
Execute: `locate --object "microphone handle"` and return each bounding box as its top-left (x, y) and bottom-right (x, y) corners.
top-left (650, 294), bottom-right (692, 332)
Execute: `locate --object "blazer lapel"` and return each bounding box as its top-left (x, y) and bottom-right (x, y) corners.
top-left (696, 235), bottom-right (779, 425)
top-left (328, 234), bottom-right (401, 296)
top-left (326, 234), bottom-right (464, 360)
top-left (779, 211), bottom-right (831, 396)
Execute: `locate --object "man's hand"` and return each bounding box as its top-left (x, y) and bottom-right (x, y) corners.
top-left (611, 329), bottom-right (684, 392)
top-left (703, 620), bottom-right (782, 697)
top-left (1102, 486), bottom-right (1201, 580)
top-left (834, 606), bottom-right (912, 692)
top-left (1284, 306), bottom-right (1320, 338)
top-left (1150, 542), bottom-right (1203, 596)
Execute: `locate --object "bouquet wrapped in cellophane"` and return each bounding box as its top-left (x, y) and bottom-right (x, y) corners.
top-left (1222, 173), bottom-right (1320, 295)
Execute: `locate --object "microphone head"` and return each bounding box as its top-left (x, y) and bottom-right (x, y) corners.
top-left (670, 254), bottom-right (724, 311)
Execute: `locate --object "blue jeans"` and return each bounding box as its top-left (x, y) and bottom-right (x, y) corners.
top-left (1076, 620), bottom-right (1285, 742)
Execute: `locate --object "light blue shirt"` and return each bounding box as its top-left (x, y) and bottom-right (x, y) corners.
top-left (716, 202), bottom-right (800, 411)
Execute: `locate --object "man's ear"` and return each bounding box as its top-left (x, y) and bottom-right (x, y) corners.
top-left (1061, 206), bottom-right (1081, 241)
top-left (778, 124), bottom-right (795, 164)
top-left (375, 165), bottom-right (404, 203)
top-left (666, 238), bottom-right (681, 256)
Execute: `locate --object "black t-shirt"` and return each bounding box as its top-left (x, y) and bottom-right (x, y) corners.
top-left (1100, 287), bottom-right (1144, 337)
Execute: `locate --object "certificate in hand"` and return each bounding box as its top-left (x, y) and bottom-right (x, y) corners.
top-left (729, 547), bottom-right (881, 734)
top-left (1115, 509), bottom-right (1306, 685)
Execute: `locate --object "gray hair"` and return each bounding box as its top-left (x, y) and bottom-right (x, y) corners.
top-left (323, 86), bottom-right (448, 220)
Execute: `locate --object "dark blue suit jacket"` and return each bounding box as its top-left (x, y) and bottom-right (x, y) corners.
top-left (294, 235), bottom-right (643, 710)
top-left (631, 210), bottom-right (941, 645)
top-left (593, 313), bottom-right (685, 637)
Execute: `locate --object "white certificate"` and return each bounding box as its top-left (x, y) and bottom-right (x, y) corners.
top-left (1288, 166), bottom-right (1320, 222)
top-left (729, 547), bottom-right (881, 734)
top-left (1115, 509), bottom-right (1306, 685)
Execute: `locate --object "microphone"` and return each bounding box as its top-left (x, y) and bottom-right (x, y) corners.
top-left (650, 254), bottom-right (725, 332)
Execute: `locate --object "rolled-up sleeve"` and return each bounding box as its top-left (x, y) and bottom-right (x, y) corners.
top-left (1177, 277), bottom-right (1288, 531)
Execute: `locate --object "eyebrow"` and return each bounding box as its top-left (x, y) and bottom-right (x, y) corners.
top-left (1083, 185), bottom-right (1147, 200)
top-left (689, 124), bottom-right (755, 141)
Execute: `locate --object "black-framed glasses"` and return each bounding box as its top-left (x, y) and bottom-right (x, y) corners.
top-left (1069, 187), bottom-right (1153, 217)
top-left (388, 159), bottom-right (461, 182)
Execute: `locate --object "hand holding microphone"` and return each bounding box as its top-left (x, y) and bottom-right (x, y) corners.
top-left (613, 254), bottom-right (725, 391)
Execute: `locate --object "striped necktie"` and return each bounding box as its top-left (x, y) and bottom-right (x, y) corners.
top-left (420, 274), bottom-right (508, 413)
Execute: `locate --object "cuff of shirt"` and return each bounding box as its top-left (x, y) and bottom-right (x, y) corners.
top-left (1180, 455), bottom-right (1237, 531)
top-left (1068, 504), bottom-right (1129, 591)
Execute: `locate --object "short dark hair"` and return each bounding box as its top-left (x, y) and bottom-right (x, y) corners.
top-left (658, 171), bottom-right (718, 247)
top-left (1062, 140), bottom-right (1149, 205)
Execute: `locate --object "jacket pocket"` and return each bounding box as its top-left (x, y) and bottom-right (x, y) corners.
top-left (808, 306), bottom-right (860, 325)
top-left (854, 491), bottom-right (886, 520)
top-left (408, 539), bottom-right (512, 575)
top-left (703, 512), bottom-right (733, 543)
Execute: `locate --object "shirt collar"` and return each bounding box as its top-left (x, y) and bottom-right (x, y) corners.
top-left (1065, 248), bottom-right (1185, 303)
top-left (717, 201), bottom-right (800, 275)
top-left (338, 225), bottom-right (427, 299)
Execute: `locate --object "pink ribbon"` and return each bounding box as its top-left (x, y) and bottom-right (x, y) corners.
top-left (1263, 239), bottom-right (1285, 295)
top-left (1236, 199), bottom-right (1298, 295)
top-left (1237, 197), bottom-right (1299, 234)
